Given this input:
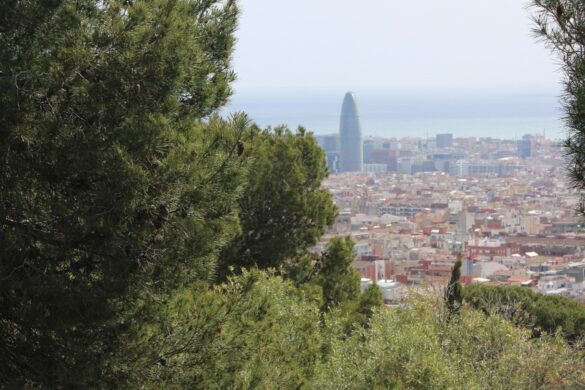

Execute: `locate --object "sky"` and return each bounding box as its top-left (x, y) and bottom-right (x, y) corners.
top-left (231, 0), bottom-right (562, 94)
top-left (225, 1), bottom-right (567, 139)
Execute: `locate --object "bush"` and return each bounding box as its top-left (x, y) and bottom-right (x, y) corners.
top-left (315, 292), bottom-right (585, 389)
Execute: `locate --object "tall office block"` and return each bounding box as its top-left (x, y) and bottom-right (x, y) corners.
top-left (339, 92), bottom-right (363, 172)
top-left (436, 133), bottom-right (453, 148)
top-left (315, 134), bottom-right (340, 154)
top-left (370, 148), bottom-right (398, 172)
top-left (517, 135), bottom-right (534, 158)
top-left (316, 134), bottom-right (340, 174)
top-left (363, 139), bottom-right (376, 164)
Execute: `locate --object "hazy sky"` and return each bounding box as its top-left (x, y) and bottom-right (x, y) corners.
top-left (232, 0), bottom-right (562, 93)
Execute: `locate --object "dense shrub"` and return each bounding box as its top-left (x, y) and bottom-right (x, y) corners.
top-left (316, 292), bottom-right (585, 389)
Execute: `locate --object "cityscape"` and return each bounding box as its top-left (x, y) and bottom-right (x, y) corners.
top-left (315, 92), bottom-right (585, 304)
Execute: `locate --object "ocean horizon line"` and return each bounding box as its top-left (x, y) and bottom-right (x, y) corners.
top-left (224, 89), bottom-right (566, 140)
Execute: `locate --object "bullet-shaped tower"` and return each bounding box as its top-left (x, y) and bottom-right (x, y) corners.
top-left (339, 92), bottom-right (363, 172)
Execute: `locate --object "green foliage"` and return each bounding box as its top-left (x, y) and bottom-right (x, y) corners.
top-left (316, 294), bottom-right (585, 389)
top-left (464, 284), bottom-right (585, 342)
top-left (124, 272), bottom-right (585, 389)
top-left (319, 283), bottom-right (384, 346)
top-left (340, 283), bottom-right (384, 335)
top-left (315, 237), bottom-right (361, 311)
top-left (134, 270), bottom-right (323, 388)
top-left (444, 255), bottom-right (463, 318)
top-left (532, 0), bottom-right (585, 214)
top-left (281, 251), bottom-right (320, 286)
top-left (218, 126), bottom-right (337, 277)
top-left (0, 0), bottom-right (244, 386)
top-left (357, 284), bottom-right (384, 323)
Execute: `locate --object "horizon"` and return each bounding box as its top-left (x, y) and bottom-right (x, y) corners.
top-left (224, 88), bottom-right (566, 140)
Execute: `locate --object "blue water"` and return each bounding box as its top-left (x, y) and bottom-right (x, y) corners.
top-left (223, 90), bottom-right (567, 140)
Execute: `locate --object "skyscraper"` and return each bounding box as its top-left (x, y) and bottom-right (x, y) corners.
top-left (339, 92), bottom-right (363, 172)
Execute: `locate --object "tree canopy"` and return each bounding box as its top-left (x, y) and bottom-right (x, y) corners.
top-left (533, 0), bottom-right (585, 214)
top-left (464, 284), bottom-right (585, 342)
top-left (218, 125), bottom-right (336, 278)
top-left (315, 237), bottom-right (361, 310)
top-left (0, 1), bottom-right (245, 385)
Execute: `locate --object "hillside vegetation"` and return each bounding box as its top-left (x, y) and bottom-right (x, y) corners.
top-left (465, 284), bottom-right (585, 343)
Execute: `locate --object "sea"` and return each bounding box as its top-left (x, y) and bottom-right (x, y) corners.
top-left (223, 89), bottom-right (568, 141)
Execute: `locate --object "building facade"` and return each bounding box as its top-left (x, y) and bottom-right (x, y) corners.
top-left (436, 133), bottom-right (453, 148)
top-left (316, 134), bottom-right (340, 174)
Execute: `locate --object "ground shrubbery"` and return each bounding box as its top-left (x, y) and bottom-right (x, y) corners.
top-left (316, 291), bottom-right (585, 389)
top-left (139, 273), bottom-right (585, 389)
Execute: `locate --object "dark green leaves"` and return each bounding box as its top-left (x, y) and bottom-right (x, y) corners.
top-left (0, 1), bottom-right (243, 386)
top-left (218, 126), bottom-right (337, 277)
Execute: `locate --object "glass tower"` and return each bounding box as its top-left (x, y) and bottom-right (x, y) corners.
top-left (339, 91), bottom-right (363, 172)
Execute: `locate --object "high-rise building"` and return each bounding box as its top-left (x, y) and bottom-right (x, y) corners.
top-left (363, 139), bottom-right (376, 164)
top-left (436, 133), bottom-right (453, 148)
top-left (517, 135), bottom-right (535, 158)
top-left (315, 134), bottom-right (340, 153)
top-left (315, 134), bottom-right (340, 174)
top-left (339, 92), bottom-right (363, 172)
top-left (370, 148), bottom-right (398, 172)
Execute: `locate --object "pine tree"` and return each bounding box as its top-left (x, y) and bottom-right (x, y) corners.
top-left (445, 254), bottom-right (463, 318)
top-left (218, 125), bottom-right (337, 278)
top-left (0, 1), bottom-right (244, 386)
top-left (358, 283), bottom-right (384, 321)
top-left (316, 237), bottom-right (361, 310)
top-left (533, 0), bottom-right (585, 214)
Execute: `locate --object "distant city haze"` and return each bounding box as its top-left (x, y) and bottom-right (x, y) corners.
top-left (226, 1), bottom-right (566, 139)
top-left (225, 90), bottom-right (565, 140)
